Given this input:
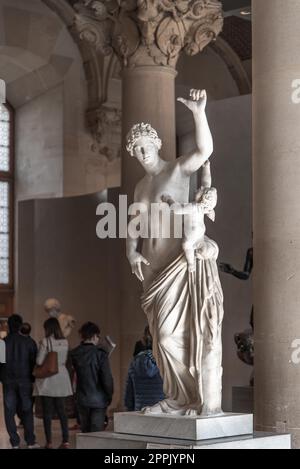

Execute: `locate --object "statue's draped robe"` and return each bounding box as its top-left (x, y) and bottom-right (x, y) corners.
top-left (141, 239), bottom-right (224, 413)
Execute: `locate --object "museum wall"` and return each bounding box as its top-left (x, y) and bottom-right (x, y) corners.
top-left (178, 94), bottom-right (252, 411)
top-left (16, 190), bottom-right (122, 410)
top-left (176, 46), bottom-right (240, 101)
top-left (15, 85), bottom-right (64, 200)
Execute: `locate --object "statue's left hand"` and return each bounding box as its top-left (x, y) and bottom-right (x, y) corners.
top-left (177, 89), bottom-right (207, 114)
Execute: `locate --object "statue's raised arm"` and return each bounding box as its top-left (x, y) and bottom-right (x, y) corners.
top-left (178, 89), bottom-right (213, 176)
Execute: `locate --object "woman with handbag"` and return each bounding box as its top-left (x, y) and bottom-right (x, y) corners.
top-left (33, 318), bottom-right (73, 449)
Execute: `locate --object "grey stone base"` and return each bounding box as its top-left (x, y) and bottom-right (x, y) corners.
top-left (76, 431), bottom-right (291, 450)
top-left (114, 412), bottom-right (253, 441)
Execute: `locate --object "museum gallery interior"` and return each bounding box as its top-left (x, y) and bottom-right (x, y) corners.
top-left (0, 0), bottom-right (299, 451)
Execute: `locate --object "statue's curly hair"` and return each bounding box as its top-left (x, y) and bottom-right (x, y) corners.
top-left (126, 123), bottom-right (162, 157)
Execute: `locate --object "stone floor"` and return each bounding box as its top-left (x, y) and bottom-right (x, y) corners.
top-left (0, 387), bottom-right (78, 449)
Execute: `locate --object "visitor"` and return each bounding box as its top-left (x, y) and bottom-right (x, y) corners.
top-left (19, 322), bottom-right (32, 337)
top-left (1, 314), bottom-right (38, 449)
top-left (124, 349), bottom-right (164, 412)
top-left (17, 322), bottom-right (33, 428)
top-left (70, 322), bottom-right (113, 433)
top-left (34, 318), bottom-right (73, 449)
top-left (133, 325), bottom-right (152, 357)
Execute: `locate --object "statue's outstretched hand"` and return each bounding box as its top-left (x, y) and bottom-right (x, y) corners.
top-left (128, 252), bottom-right (150, 282)
top-left (177, 89), bottom-right (207, 114)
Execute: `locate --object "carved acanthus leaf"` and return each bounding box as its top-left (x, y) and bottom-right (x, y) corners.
top-left (73, 0), bottom-right (223, 68)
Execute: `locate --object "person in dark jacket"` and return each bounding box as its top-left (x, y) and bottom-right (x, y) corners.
top-left (124, 350), bottom-right (165, 412)
top-left (1, 314), bottom-right (38, 448)
top-left (70, 322), bottom-right (113, 433)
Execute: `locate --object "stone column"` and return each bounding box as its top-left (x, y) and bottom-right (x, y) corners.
top-left (253, 0), bottom-right (300, 448)
top-left (122, 65), bottom-right (177, 198)
top-left (73, 0), bottom-right (223, 408)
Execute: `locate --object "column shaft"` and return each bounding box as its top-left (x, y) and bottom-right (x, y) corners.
top-left (121, 66), bottom-right (177, 199)
top-left (253, 0), bottom-right (300, 447)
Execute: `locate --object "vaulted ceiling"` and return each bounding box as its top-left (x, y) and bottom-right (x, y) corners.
top-left (0, 0), bottom-right (76, 108)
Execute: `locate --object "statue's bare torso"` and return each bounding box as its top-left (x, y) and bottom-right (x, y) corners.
top-left (135, 160), bottom-right (190, 289)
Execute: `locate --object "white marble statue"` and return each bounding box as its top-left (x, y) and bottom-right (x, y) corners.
top-left (126, 89), bottom-right (224, 416)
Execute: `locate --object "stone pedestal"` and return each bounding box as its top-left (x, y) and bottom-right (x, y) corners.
top-left (114, 412), bottom-right (253, 441)
top-left (76, 431), bottom-right (291, 450)
top-left (76, 412), bottom-right (291, 449)
top-left (232, 386), bottom-right (254, 414)
top-left (76, 432), bottom-right (291, 450)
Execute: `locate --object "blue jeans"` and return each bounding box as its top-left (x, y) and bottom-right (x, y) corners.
top-left (3, 381), bottom-right (36, 447)
top-left (41, 397), bottom-right (69, 444)
top-left (77, 405), bottom-right (106, 433)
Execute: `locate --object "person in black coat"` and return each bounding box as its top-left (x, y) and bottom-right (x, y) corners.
top-left (1, 314), bottom-right (38, 448)
top-left (70, 322), bottom-right (113, 433)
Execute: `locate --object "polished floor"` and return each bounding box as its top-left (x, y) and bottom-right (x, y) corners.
top-left (0, 387), bottom-right (77, 449)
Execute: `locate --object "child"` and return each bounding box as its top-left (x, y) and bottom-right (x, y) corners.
top-left (162, 160), bottom-right (217, 273)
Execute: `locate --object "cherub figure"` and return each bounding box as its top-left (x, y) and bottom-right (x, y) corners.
top-left (162, 160), bottom-right (217, 273)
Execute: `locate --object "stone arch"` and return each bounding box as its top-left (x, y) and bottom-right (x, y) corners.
top-left (41, 0), bottom-right (119, 108)
top-left (210, 36), bottom-right (251, 96)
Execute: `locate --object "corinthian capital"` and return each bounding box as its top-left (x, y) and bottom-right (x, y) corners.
top-left (73, 0), bottom-right (223, 68)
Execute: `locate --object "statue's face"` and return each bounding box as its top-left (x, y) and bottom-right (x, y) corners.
top-left (133, 136), bottom-right (159, 168)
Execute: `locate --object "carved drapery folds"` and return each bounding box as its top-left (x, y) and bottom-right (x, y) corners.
top-left (73, 0), bottom-right (223, 68)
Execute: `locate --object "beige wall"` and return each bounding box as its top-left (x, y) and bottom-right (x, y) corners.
top-left (177, 46), bottom-right (240, 101)
top-left (17, 189), bottom-right (122, 410)
top-left (15, 85), bottom-right (64, 200)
